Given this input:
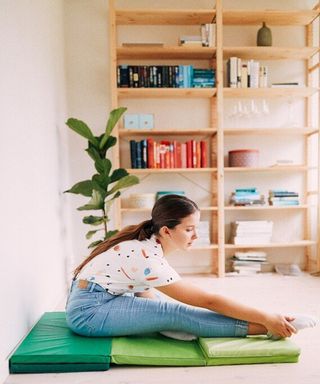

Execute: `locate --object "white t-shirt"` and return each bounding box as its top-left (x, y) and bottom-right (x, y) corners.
top-left (77, 235), bottom-right (181, 295)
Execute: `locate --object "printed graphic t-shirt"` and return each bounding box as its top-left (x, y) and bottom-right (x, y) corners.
top-left (77, 235), bottom-right (181, 295)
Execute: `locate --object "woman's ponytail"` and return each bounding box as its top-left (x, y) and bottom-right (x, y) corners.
top-left (73, 219), bottom-right (154, 278)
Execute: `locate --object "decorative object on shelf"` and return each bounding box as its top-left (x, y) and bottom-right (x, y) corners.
top-left (124, 113), bottom-right (139, 129)
top-left (124, 113), bottom-right (154, 129)
top-left (129, 193), bottom-right (156, 208)
top-left (139, 114), bottom-right (154, 129)
top-left (230, 187), bottom-right (265, 206)
top-left (228, 149), bottom-right (259, 167)
top-left (257, 22), bottom-right (272, 46)
top-left (65, 107), bottom-right (139, 249)
top-left (156, 191), bottom-right (185, 200)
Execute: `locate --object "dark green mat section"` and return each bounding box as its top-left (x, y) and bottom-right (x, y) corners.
top-left (111, 333), bottom-right (206, 366)
top-left (199, 336), bottom-right (301, 366)
top-left (9, 312), bottom-right (112, 373)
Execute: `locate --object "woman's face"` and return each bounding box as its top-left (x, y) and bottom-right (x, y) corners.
top-left (167, 211), bottom-right (200, 251)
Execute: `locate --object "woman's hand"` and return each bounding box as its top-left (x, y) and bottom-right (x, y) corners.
top-left (264, 314), bottom-right (297, 338)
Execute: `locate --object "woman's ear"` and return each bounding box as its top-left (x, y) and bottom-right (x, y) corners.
top-left (159, 226), bottom-right (171, 237)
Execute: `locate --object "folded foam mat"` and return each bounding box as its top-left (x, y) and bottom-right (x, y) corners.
top-left (198, 336), bottom-right (301, 366)
top-left (9, 312), bottom-right (112, 373)
top-left (111, 333), bottom-right (206, 366)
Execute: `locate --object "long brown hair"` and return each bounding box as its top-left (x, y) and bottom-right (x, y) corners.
top-left (74, 194), bottom-right (199, 278)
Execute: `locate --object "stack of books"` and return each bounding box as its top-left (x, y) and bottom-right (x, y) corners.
top-left (192, 221), bottom-right (211, 246)
top-left (231, 251), bottom-right (271, 275)
top-left (230, 220), bottom-right (273, 245)
top-left (230, 187), bottom-right (265, 206)
top-left (130, 139), bottom-right (207, 169)
top-left (268, 190), bottom-right (299, 206)
top-left (227, 57), bottom-right (268, 88)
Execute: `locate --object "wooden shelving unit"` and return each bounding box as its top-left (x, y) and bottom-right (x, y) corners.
top-left (109, 1), bottom-right (320, 277)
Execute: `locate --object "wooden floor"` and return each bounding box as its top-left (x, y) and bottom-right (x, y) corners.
top-left (5, 273), bottom-right (320, 384)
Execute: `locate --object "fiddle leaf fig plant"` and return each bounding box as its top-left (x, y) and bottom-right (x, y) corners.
top-left (65, 107), bottom-right (139, 248)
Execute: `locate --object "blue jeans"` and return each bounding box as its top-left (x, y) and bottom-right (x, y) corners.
top-left (65, 280), bottom-right (248, 338)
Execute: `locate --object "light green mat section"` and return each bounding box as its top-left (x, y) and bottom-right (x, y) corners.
top-left (198, 336), bottom-right (301, 365)
top-left (111, 333), bottom-right (206, 366)
top-left (9, 312), bottom-right (112, 373)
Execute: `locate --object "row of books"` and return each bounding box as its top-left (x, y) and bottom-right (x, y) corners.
top-left (230, 220), bottom-right (273, 245)
top-left (129, 139), bottom-right (208, 169)
top-left (179, 23), bottom-right (215, 47)
top-left (117, 65), bottom-right (215, 88)
top-left (269, 190), bottom-right (300, 206)
top-left (231, 251), bottom-right (272, 275)
top-left (226, 57), bottom-right (268, 88)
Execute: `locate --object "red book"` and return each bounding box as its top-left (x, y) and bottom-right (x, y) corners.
top-left (186, 140), bottom-right (192, 168)
top-left (181, 143), bottom-right (187, 168)
top-left (200, 140), bottom-right (208, 168)
top-left (196, 141), bottom-right (201, 168)
top-left (191, 140), bottom-right (197, 168)
top-left (147, 138), bottom-right (154, 168)
top-left (176, 142), bottom-right (182, 168)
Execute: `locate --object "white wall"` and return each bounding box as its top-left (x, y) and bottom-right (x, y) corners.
top-left (0, 1), bottom-right (70, 381)
top-left (65, 0), bottom-right (318, 273)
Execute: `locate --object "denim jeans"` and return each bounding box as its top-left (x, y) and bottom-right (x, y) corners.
top-left (65, 280), bottom-right (248, 338)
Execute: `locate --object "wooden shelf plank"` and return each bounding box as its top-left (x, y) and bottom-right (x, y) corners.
top-left (224, 165), bottom-right (314, 172)
top-left (121, 206), bottom-right (218, 212)
top-left (223, 87), bottom-right (318, 98)
top-left (223, 10), bottom-right (320, 26)
top-left (119, 128), bottom-right (217, 136)
top-left (118, 88), bottom-right (216, 98)
top-left (225, 240), bottom-right (317, 249)
top-left (223, 127), bottom-right (319, 135)
top-left (116, 9), bottom-right (216, 25)
top-left (225, 205), bottom-right (309, 211)
top-left (224, 46), bottom-right (319, 60)
top-left (126, 168), bottom-right (216, 174)
top-left (117, 46), bottom-right (216, 60)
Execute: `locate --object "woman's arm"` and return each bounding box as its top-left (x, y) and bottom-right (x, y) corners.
top-left (157, 280), bottom-right (296, 338)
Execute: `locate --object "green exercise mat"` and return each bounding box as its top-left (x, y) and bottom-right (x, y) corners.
top-left (9, 312), bottom-right (112, 373)
top-left (111, 333), bottom-right (206, 366)
top-left (198, 336), bottom-right (301, 366)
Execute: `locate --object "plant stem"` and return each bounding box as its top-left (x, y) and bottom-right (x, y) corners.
top-left (102, 207), bottom-right (107, 239)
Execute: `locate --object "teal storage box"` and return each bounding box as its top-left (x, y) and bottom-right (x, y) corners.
top-left (111, 333), bottom-right (206, 366)
top-left (9, 312), bottom-right (112, 373)
top-left (198, 336), bottom-right (301, 366)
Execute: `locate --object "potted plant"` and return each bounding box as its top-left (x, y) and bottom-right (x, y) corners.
top-left (65, 107), bottom-right (139, 248)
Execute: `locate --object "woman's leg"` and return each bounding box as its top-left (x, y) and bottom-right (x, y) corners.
top-left (67, 284), bottom-right (249, 338)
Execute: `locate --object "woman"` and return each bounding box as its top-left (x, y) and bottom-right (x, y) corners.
top-left (66, 194), bottom-right (316, 339)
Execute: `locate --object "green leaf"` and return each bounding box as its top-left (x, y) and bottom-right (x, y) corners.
top-left (88, 240), bottom-right (103, 249)
top-left (64, 180), bottom-right (93, 197)
top-left (104, 191), bottom-right (121, 213)
top-left (77, 190), bottom-right (104, 211)
top-left (95, 158), bottom-right (112, 176)
top-left (102, 136), bottom-right (117, 152)
top-left (83, 215), bottom-right (105, 225)
top-left (108, 175), bottom-right (139, 195)
top-left (100, 107), bottom-right (127, 149)
top-left (66, 118), bottom-right (99, 147)
top-left (86, 146), bottom-right (101, 162)
top-left (105, 230), bottom-right (118, 240)
top-left (110, 168), bottom-right (128, 183)
top-left (86, 229), bottom-right (102, 240)
top-left (92, 173), bottom-right (110, 193)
